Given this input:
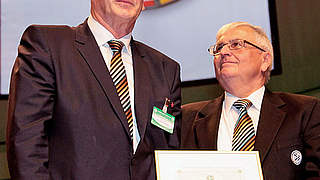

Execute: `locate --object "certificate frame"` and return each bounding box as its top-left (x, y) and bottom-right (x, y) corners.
top-left (155, 150), bottom-right (263, 180)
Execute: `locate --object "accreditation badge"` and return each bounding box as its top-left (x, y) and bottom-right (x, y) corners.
top-left (151, 106), bottom-right (175, 134)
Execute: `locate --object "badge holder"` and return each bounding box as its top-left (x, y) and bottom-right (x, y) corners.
top-left (151, 98), bottom-right (175, 134)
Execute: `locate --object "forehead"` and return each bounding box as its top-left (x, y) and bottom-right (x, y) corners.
top-left (216, 26), bottom-right (256, 43)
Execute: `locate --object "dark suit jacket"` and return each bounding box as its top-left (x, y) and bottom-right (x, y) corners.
top-left (181, 90), bottom-right (320, 180)
top-left (7, 20), bottom-right (181, 180)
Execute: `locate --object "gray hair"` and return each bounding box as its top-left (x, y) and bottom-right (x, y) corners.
top-left (216, 22), bottom-right (274, 84)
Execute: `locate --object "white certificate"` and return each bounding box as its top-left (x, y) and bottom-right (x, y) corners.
top-left (154, 150), bottom-right (263, 180)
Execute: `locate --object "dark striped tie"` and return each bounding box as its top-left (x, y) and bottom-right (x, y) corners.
top-left (108, 40), bottom-right (133, 140)
top-left (232, 99), bottom-right (255, 151)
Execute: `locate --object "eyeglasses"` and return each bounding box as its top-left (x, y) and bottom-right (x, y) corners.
top-left (208, 39), bottom-right (266, 56)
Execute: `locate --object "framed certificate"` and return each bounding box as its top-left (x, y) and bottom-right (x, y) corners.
top-left (154, 150), bottom-right (263, 180)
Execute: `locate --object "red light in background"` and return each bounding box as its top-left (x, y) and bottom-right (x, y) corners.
top-left (144, 0), bottom-right (155, 7)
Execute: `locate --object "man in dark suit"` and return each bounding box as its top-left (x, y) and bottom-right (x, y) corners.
top-left (7, 0), bottom-right (181, 179)
top-left (181, 22), bottom-right (320, 179)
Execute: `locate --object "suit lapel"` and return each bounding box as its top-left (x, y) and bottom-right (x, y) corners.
top-left (255, 90), bottom-right (286, 162)
top-left (74, 21), bottom-right (130, 137)
top-left (131, 40), bottom-right (152, 141)
top-left (193, 96), bottom-right (224, 149)
top-left (190, 90), bottom-right (286, 158)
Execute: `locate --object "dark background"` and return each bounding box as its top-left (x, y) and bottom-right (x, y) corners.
top-left (1, 0), bottom-right (320, 179)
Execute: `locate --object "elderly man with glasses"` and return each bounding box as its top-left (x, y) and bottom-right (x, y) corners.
top-left (181, 22), bottom-right (320, 179)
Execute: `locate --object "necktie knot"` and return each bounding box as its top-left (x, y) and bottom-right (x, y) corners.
top-left (108, 40), bottom-right (124, 53)
top-left (233, 99), bottom-right (252, 112)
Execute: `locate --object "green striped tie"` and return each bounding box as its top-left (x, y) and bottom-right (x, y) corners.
top-left (232, 99), bottom-right (255, 151)
top-left (108, 40), bottom-right (133, 140)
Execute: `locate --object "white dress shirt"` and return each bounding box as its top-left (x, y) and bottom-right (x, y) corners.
top-left (87, 15), bottom-right (140, 153)
top-left (217, 86), bottom-right (265, 151)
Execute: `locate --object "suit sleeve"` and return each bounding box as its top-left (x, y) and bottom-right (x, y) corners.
top-left (304, 98), bottom-right (320, 178)
top-left (7, 26), bottom-right (55, 180)
top-left (180, 105), bottom-right (198, 149)
top-left (167, 62), bottom-right (181, 148)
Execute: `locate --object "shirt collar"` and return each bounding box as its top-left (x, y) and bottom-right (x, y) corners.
top-left (87, 15), bottom-right (132, 54)
top-left (224, 86), bottom-right (265, 111)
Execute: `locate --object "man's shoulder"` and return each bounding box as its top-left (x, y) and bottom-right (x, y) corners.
top-left (131, 40), bottom-right (179, 65)
top-left (24, 24), bottom-right (75, 34)
top-left (21, 21), bottom-right (90, 49)
top-left (131, 40), bottom-right (162, 55)
top-left (182, 100), bottom-right (213, 113)
top-left (268, 91), bottom-right (320, 108)
top-left (271, 91), bottom-right (319, 102)
top-left (23, 20), bottom-right (87, 38)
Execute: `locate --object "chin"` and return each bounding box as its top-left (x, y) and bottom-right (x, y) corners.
top-left (114, 11), bottom-right (136, 20)
top-left (220, 68), bottom-right (237, 77)
top-left (115, 7), bottom-right (139, 18)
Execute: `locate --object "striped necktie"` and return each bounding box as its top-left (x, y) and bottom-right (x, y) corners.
top-left (108, 40), bottom-right (133, 140)
top-left (232, 99), bottom-right (256, 151)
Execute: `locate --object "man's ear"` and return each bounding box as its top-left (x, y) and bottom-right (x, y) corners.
top-left (261, 52), bottom-right (272, 72)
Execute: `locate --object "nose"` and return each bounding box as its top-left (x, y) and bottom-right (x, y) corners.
top-left (217, 47), bottom-right (231, 61)
top-left (219, 44), bottom-right (231, 56)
